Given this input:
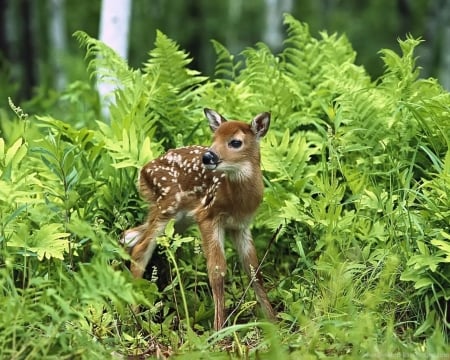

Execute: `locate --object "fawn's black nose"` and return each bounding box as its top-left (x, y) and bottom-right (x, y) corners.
top-left (202, 150), bottom-right (220, 169)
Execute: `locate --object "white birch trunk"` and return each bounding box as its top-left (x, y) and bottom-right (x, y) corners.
top-left (48, 0), bottom-right (67, 91)
top-left (227, 0), bottom-right (242, 54)
top-left (263, 0), bottom-right (292, 50)
top-left (438, 2), bottom-right (450, 90)
top-left (98, 0), bottom-right (131, 119)
top-left (419, 0), bottom-right (450, 90)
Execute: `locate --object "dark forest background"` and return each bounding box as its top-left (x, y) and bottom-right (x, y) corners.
top-left (1, 0), bottom-right (449, 106)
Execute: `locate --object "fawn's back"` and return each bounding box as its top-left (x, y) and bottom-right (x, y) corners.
top-left (139, 120), bottom-right (265, 228)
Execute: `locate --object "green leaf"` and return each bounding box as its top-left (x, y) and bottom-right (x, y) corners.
top-left (5, 138), bottom-right (27, 168)
top-left (8, 223), bottom-right (70, 260)
top-left (413, 277), bottom-right (433, 289)
top-left (0, 138), bottom-right (4, 161)
top-left (431, 237), bottom-right (450, 262)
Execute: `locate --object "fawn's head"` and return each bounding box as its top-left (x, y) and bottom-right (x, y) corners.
top-left (202, 109), bottom-right (270, 177)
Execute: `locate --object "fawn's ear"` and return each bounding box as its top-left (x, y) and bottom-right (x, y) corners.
top-left (204, 108), bottom-right (227, 132)
top-left (251, 112), bottom-right (270, 139)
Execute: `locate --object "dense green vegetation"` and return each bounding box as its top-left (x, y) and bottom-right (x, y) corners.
top-left (0, 15), bottom-right (449, 359)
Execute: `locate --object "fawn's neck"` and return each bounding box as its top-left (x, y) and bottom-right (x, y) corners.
top-left (213, 161), bottom-right (264, 222)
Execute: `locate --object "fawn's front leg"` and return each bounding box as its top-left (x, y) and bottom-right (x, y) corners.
top-left (230, 228), bottom-right (276, 322)
top-left (199, 219), bottom-right (227, 330)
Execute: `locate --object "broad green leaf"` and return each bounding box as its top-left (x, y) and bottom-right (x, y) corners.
top-left (431, 237), bottom-right (450, 262)
top-left (139, 136), bottom-right (154, 164)
top-left (0, 138), bottom-right (4, 160)
top-left (413, 277), bottom-right (433, 289)
top-left (8, 223), bottom-right (70, 261)
top-left (5, 138), bottom-right (26, 167)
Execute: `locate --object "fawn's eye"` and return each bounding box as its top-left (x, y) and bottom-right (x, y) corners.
top-left (228, 139), bottom-right (243, 149)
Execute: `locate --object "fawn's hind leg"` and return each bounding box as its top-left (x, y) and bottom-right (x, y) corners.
top-left (128, 211), bottom-right (170, 279)
top-left (121, 224), bottom-right (147, 249)
top-left (230, 228), bottom-right (276, 321)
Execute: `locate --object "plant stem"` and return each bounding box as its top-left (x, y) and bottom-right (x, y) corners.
top-left (166, 247), bottom-right (191, 330)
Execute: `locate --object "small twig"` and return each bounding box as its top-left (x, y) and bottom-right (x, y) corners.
top-left (224, 224), bottom-right (282, 326)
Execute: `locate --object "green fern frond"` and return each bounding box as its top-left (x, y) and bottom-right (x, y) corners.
top-left (379, 36), bottom-right (423, 87)
top-left (261, 128), bottom-right (322, 196)
top-left (99, 123), bottom-right (158, 169)
top-left (143, 30), bottom-right (206, 90)
top-left (139, 31), bottom-right (208, 147)
top-left (74, 30), bottom-right (134, 86)
top-left (74, 32), bottom-right (162, 164)
top-left (211, 40), bottom-right (236, 80)
top-left (281, 14), bottom-right (359, 117)
top-left (238, 43), bottom-right (288, 115)
top-left (281, 15), bottom-right (318, 90)
top-left (8, 223), bottom-right (70, 261)
top-left (282, 14), bottom-right (313, 61)
top-left (211, 39), bottom-right (240, 81)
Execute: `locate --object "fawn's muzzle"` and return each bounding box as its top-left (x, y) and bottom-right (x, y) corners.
top-left (202, 150), bottom-right (220, 170)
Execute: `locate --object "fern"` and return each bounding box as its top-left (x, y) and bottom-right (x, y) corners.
top-left (262, 129), bottom-right (321, 191)
top-left (143, 30), bottom-right (204, 89)
top-left (76, 31), bottom-right (161, 170)
top-left (379, 36), bottom-right (422, 93)
top-left (256, 129), bottom-right (321, 230)
top-left (8, 223), bottom-right (70, 260)
top-left (211, 39), bottom-right (240, 82)
top-left (74, 30), bottom-right (134, 88)
top-left (141, 31), bottom-right (207, 147)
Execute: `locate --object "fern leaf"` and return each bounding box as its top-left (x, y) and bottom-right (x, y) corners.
top-left (74, 31), bottom-right (132, 85)
top-left (262, 129), bottom-right (321, 191)
top-left (8, 223), bottom-right (70, 261)
top-left (211, 39), bottom-right (238, 81)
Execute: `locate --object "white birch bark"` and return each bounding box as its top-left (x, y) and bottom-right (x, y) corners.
top-left (48, 0), bottom-right (67, 91)
top-left (438, 2), bottom-right (450, 90)
top-left (419, 0), bottom-right (450, 90)
top-left (263, 0), bottom-right (292, 50)
top-left (98, 0), bottom-right (131, 119)
top-left (227, 0), bottom-right (242, 54)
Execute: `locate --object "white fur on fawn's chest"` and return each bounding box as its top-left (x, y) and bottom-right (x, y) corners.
top-left (224, 214), bottom-right (252, 230)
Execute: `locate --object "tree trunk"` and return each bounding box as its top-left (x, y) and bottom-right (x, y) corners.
top-left (99, 0), bottom-right (131, 60)
top-left (227, 0), bottom-right (242, 54)
top-left (438, 1), bottom-right (450, 90)
top-left (420, 0), bottom-right (450, 90)
top-left (12, 0), bottom-right (37, 100)
top-left (98, 0), bottom-right (132, 119)
top-left (263, 0), bottom-right (293, 51)
top-left (0, 0), bottom-right (7, 56)
top-left (48, 0), bottom-right (67, 91)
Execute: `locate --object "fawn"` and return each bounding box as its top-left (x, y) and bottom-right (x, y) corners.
top-left (121, 108), bottom-right (276, 330)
